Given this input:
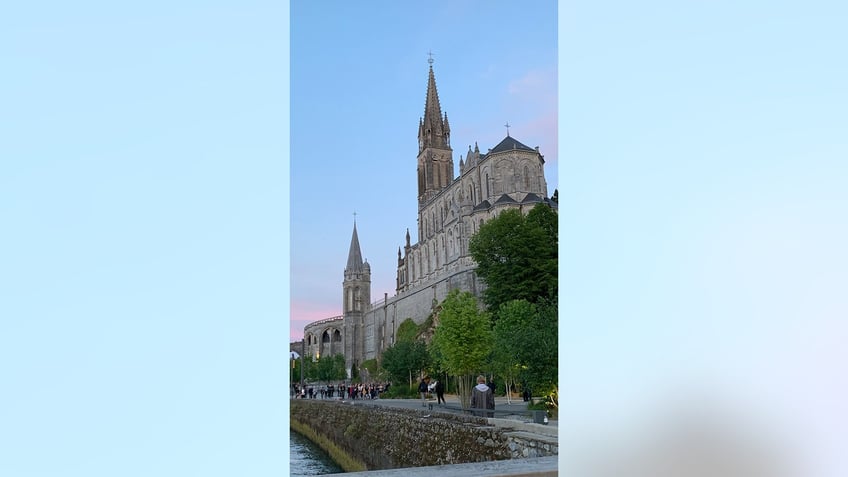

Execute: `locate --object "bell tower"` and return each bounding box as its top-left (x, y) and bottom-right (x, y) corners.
top-left (342, 218), bottom-right (370, 375)
top-left (417, 54), bottom-right (454, 208)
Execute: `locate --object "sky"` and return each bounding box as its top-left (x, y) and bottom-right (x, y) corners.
top-left (2, 1), bottom-right (847, 476)
top-left (290, 1), bottom-right (558, 342)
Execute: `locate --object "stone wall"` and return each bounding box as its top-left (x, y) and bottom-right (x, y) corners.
top-left (361, 266), bottom-right (481, 361)
top-left (290, 400), bottom-right (556, 471)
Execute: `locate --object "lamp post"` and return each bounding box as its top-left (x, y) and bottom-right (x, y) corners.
top-left (300, 338), bottom-right (305, 393)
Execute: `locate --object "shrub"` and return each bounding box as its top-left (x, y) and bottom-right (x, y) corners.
top-left (381, 384), bottom-right (419, 399)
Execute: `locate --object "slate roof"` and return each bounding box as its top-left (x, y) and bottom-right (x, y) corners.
top-left (521, 192), bottom-right (543, 204)
top-left (494, 194), bottom-right (518, 205)
top-left (489, 135), bottom-right (536, 154)
top-left (473, 200), bottom-right (492, 211)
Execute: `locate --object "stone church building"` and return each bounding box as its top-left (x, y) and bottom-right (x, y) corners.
top-left (303, 63), bottom-right (555, 377)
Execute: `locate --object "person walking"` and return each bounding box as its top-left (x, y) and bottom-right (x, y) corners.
top-left (418, 377), bottom-right (430, 407)
top-left (435, 379), bottom-right (446, 405)
top-left (470, 375), bottom-right (495, 417)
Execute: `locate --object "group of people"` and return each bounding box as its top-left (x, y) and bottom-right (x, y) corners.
top-left (417, 376), bottom-right (446, 406)
top-left (291, 382), bottom-right (390, 400)
top-left (295, 374), bottom-right (500, 418)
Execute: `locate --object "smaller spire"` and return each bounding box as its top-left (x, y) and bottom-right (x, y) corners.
top-left (346, 219), bottom-right (364, 273)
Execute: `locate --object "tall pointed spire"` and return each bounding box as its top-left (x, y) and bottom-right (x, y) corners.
top-left (416, 54), bottom-right (455, 207)
top-left (419, 61), bottom-right (450, 152)
top-left (346, 220), bottom-right (364, 273)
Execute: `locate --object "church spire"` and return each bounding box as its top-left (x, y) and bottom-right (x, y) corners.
top-left (419, 62), bottom-right (450, 152)
top-left (416, 55), bottom-right (455, 207)
top-left (345, 220), bottom-right (364, 274)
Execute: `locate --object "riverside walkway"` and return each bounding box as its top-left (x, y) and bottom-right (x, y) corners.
top-left (307, 394), bottom-right (559, 476)
top-left (352, 395), bottom-right (556, 427)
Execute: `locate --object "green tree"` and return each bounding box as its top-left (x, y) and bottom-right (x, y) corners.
top-left (311, 353), bottom-right (346, 383)
top-left (469, 204), bottom-right (557, 316)
top-left (495, 298), bottom-right (558, 407)
top-left (431, 290), bottom-right (493, 409)
top-left (490, 299), bottom-right (536, 403)
top-left (380, 339), bottom-right (429, 389)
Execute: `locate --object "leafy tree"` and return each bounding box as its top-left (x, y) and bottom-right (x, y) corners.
top-left (380, 339), bottom-right (429, 388)
top-left (469, 204), bottom-right (557, 317)
top-left (311, 353), bottom-right (346, 383)
top-left (494, 298), bottom-right (558, 405)
top-left (431, 290), bottom-right (493, 409)
top-left (490, 299), bottom-right (536, 403)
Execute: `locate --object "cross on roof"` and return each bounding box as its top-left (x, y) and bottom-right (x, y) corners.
top-left (504, 122), bottom-right (511, 136)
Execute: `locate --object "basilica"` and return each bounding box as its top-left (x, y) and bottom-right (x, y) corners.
top-left (302, 62), bottom-right (556, 377)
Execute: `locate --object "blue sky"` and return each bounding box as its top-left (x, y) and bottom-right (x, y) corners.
top-left (2, 0), bottom-right (847, 476)
top-left (290, 1), bottom-right (558, 341)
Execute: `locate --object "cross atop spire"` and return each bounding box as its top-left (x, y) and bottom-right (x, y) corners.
top-left (505, 122), bottom-right (511, 136)
top-left (427, 50), bottom-right (434, 66)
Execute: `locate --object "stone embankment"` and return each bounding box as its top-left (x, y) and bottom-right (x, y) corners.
top-left (290, 399), bottom-right (557, 472)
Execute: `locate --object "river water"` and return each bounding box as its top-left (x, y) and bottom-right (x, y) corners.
top-left (290, 429), bottom-right (344, 476)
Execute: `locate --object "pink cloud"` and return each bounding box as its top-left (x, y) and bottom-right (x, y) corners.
top-left (290, 300), bottom-right (341, 342)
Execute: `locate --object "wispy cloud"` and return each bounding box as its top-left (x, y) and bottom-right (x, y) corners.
top-left (290, 300), bottom-right (342, 342)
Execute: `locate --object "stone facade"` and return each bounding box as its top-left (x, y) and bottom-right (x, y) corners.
top-left (303, 64), bottom-right (555, 375)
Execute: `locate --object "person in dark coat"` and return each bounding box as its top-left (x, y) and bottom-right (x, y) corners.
top-left (418, 377), bottom-right (430, 407)
top-left (470, 375), bottom-right (494, 417)
top-left (435, 379), bottom-right (446, 405)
